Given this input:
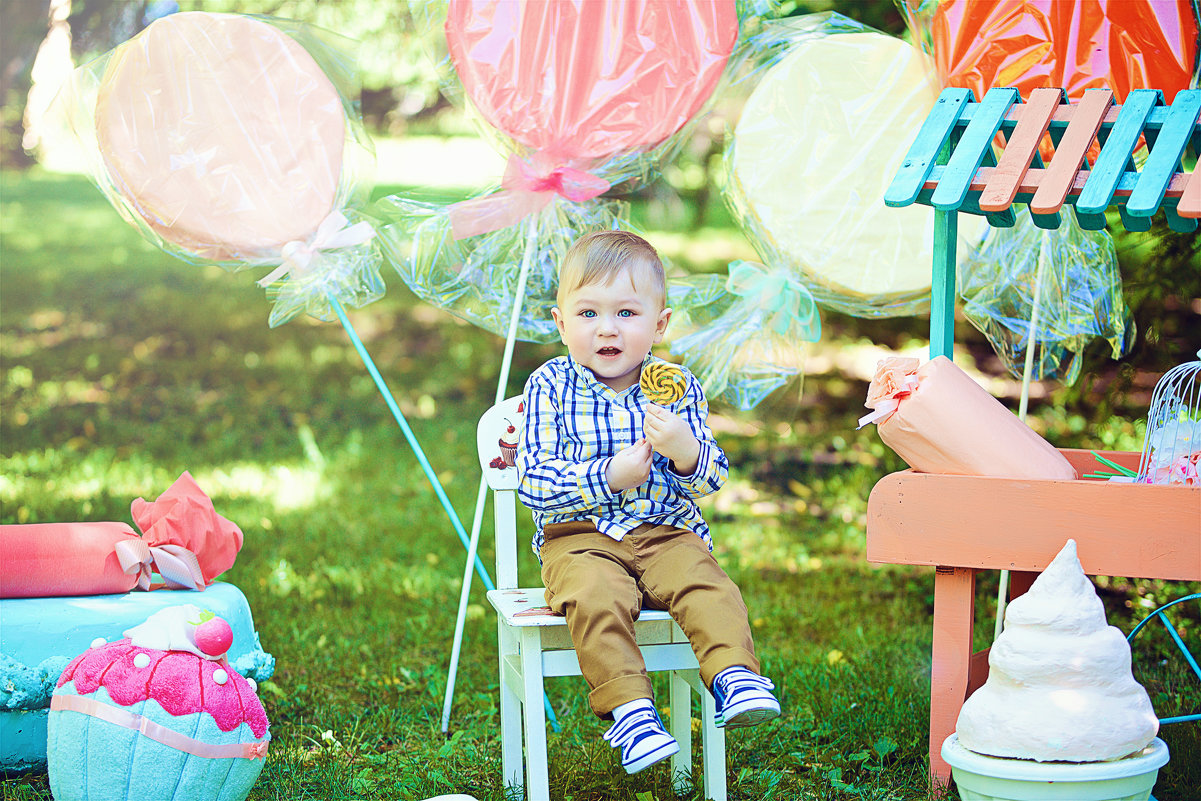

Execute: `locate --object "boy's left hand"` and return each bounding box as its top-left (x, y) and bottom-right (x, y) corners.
top-left (644, 405), bottom-right (700, 475)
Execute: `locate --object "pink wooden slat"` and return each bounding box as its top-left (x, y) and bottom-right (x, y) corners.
top-left (1179, 165), bottom-right (1201, 218)
top-left (924, 168), bottom-right (1191, 199)
top-left (1031, 90), bottom-right (1114, 214)
top-left (979, 87), bottom-right (1062, 212)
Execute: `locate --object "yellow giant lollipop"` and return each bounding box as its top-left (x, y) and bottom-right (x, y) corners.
top-left (640, 360), bottom-right (687, 405)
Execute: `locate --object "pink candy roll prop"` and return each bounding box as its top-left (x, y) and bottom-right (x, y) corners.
top-left (0, 523), bottom-right (140, 599)
top-left (861, 356), bottom-right (1076, 479)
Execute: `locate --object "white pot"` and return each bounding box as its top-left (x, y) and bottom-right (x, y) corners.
top-left (942, 734), bottom-right (1169, 801)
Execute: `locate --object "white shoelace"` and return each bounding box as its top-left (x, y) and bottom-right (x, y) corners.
top-left (717, 668), bottom-right (775, 698)
top-left (603, 708), bottom-right (665, 750)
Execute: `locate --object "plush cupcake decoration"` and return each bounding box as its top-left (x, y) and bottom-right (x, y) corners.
top-left (48, 604), bottom-right (270, 801)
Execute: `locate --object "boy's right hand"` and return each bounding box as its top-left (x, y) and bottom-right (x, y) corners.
top-left (606, 439), bottom-right (652, 492)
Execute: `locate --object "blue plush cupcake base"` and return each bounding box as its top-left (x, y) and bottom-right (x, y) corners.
top-left (49, 685), bottom-right (267, 801)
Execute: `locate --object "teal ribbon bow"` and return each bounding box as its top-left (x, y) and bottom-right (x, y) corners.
top-left (725, 261), bottom-right (821, 341)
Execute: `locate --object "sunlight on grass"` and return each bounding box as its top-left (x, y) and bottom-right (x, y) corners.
top-left (199, 462), bottom-right (330, 511)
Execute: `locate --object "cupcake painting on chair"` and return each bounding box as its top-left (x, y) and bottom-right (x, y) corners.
top-left (489, 402), bottom-right (524, 471)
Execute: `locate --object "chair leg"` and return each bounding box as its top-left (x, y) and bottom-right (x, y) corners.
top-left (519, 628), bottom-right (551, 801)
top-left (498, 622), bottom-right (524, 796)
top-left (699, 684), bottom-right (727, 801)
top-left (669, 670), bottom-right (693, 794)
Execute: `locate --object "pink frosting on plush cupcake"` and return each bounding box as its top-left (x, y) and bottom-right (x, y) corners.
top-left (57, 606), bottom-right (268, 738)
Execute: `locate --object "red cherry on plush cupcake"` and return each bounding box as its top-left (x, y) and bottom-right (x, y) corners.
top-left (194, 612), bottom-right (234, 657)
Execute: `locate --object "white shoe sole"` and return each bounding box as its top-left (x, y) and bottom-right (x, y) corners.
top-left (718, 701), bottom-right (781, 729)
top-left (623, 738), bottom-right (680, 774)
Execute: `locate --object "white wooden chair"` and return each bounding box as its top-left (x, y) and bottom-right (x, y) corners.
top-left (477, 397), bottom-right (727, 801)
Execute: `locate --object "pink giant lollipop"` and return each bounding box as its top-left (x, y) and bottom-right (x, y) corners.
top-left (445, 0), bottom-right (736, 166)
top-left (95, 12), bottom-right (346, 262)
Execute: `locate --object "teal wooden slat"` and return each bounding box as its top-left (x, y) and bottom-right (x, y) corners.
top-left (932, 88), bottom-right (1018, 210)
top-left (1029, 205), bottom-right (1064, 230)
top-left (1077, 90), bottom-right (1161, 216)
top-left (1127, 89), bottom-right (1201, 218)
top-left (1164, 202), bottom-right (1199, 233)
top-left (959, 191), bottom-right (1016, 227)
top-left (1071, 204), bottom-right (1109, 231)
top-left (885, 88), bottom-right (973, 208)
top-left (1118, 203), bottom-right (1153, 232)
top-left (929, 209), bottom-right (957, 360)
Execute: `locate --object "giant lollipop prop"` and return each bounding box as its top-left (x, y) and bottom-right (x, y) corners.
top-left (378, 0), bottom-right (739, 343)
top-left (56, 12), bottom-right (491, 596)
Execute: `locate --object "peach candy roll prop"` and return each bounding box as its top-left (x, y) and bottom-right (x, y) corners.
top-left (860, 356), bottom-right (1075, 479)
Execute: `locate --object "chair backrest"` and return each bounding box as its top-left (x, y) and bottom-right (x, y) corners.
top-left (477, 396), bottom-right (525, 590)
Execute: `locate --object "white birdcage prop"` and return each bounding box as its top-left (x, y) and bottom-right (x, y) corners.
top-left (1137, 350), bottom-right (1201, 485)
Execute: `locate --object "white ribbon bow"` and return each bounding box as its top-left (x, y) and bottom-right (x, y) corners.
top-left (257, 210), bottom-right (375, 287)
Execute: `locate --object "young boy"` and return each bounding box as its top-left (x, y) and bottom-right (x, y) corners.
top-left (517, 230), bottom-right (780, 775)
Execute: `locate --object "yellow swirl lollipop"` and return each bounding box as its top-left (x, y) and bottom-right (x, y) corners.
top-left (640, 361), bottom-right (687, 405)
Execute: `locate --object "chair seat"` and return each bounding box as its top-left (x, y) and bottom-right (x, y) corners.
top-left (488, 587), bottom-right (676, 626)
top-left (488, 588), bottom-right (683, 652)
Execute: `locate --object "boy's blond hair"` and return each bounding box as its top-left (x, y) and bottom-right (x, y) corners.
top-left (557, 230), bottom-right (666, 309)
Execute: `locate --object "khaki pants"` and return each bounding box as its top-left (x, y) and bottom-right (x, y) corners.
top-left (540, 520), bottom-right (759, 718)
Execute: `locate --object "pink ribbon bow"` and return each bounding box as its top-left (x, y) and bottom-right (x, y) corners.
top-left (114, 539), bottom-right (206, 591)
top-left (448, 153), bottom-right (610, 240)
top-left (113, 472), bottom-right (243, 591)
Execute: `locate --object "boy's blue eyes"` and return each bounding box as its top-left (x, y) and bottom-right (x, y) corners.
top-left (578, 310), bottom-right (635, 318)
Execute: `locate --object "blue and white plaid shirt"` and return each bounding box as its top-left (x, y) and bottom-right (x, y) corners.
top-left (517, 355), bottom-right (728, 556)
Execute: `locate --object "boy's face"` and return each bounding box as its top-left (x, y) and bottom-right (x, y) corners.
top-left (552, 268), bottom-right (670, 392)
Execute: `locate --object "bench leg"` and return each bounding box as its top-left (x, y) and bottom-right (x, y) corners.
top-left (929, 566), bottom-right (976, 788)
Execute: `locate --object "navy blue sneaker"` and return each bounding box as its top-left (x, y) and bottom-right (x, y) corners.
top-left (603, 705), bottom-right (680, 774)
top-left (712, 667), bottom-right (780, 728)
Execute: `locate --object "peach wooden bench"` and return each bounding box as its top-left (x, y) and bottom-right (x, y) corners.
top-left (875, 86), bottom-right (1201, 787)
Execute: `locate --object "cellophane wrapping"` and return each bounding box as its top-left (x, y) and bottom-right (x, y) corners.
top-left (959, 208), bottom-right (1134, 384)
top-left (376, 194), bottom-right (629, 343)
top-left (50, 11), bottom-right (382, 327)
top-left (668, 262), bottom-right (820, 409)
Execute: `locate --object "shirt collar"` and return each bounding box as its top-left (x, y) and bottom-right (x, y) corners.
top-left (567, 354), bottom-right (652, 399)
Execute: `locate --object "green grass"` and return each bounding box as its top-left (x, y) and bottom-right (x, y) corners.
top-left (2, 168), bottom-right (1198, 800)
